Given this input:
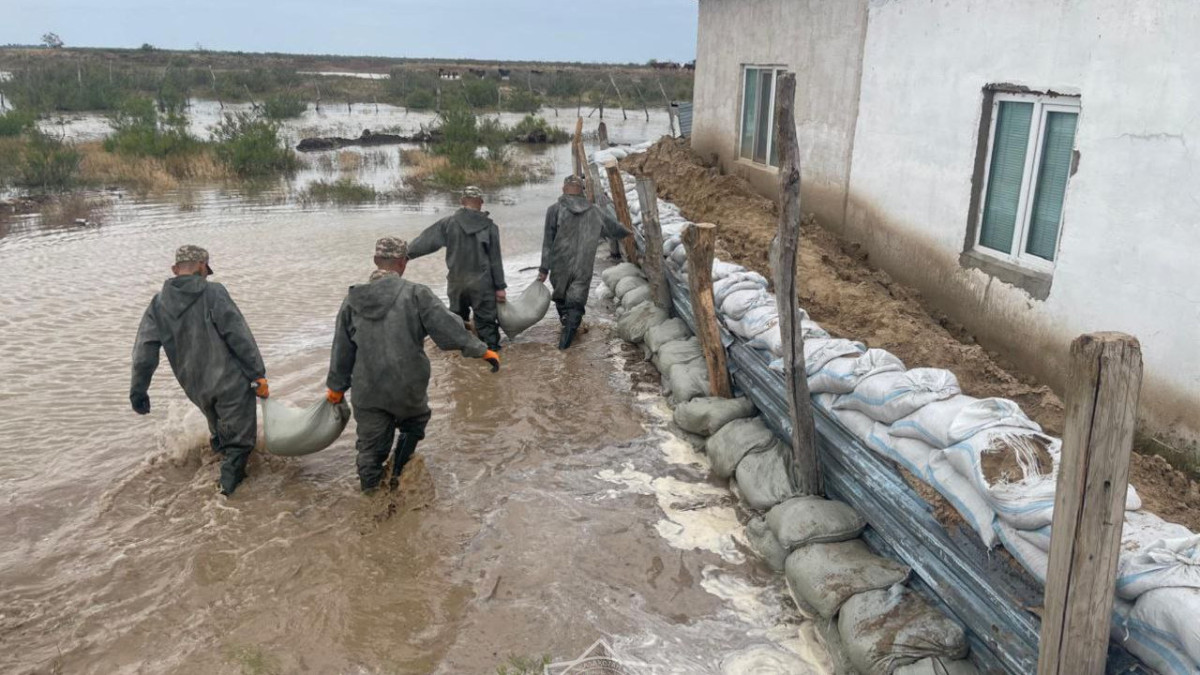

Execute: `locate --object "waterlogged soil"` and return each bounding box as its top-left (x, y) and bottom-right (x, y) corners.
top-left (622, 138), bottom-right (1200, 534)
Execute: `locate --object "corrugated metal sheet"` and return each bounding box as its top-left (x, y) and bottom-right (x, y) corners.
top-left (623, 217), bottom-right (1148, 675)
top-left (671, 102), bottom-right (693, 137)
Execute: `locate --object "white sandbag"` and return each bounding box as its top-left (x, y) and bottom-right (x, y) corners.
top-left (808, 348), bottom-right (906, 395)
top-left (746, 515), bottom-right (789, 572)
top-left (734, 441), bottom-right (795, 510)
top-left (600, 262), bottom-right (643, 289)
top-left (894, 658), bottom-right (980, 675)
top-left (496, 280), bottom-right (551, 339)
top-left (746, 320), bottom-right (830, 357)
top-left (835, 368), bottom-right (961, 424)
top-left (865, 424), bottom-right (940, 478)
top-left (1126, 588), bottom-right (1200, 671)
top-left (1118, 535), bottom-right (1200, 600)
top-left (262, 397), bottom-right (350, 457)
top-left (785, 540), bottom-right (909, 619)
top-left (669, 245), bottom-right (688, 268)
top-left (805, 338), bottom-right (867, 375)
top-left (616, 302), bottom-right (668, 343)
top-left (713, 272), bottom-right (768, 306)
top-left (674, 396), bottom-right (758, 436)
top-left (725, 305), bottom-right (786, 340)
top-left (613, 274), bottom-right (648, 300)
top-left (720, 288), bottom-right (772, 321)
top-left (712, 259), bottom-right (743, 280)
top-left (1112, 597), bottom-right (1198, 675)
top-left (838, 586), bottom-right (968, 675)
top-left (706, 417), bottom-right (778, 479)
top-left (620, 284), bottom-right (652, 310)
top-left (645, 318), bottom-right (691, 354)
top-left (667, 361), bottom-right (711, 404)
top-left (892, 395), bottom-right (1041, 449)
top-left (653, 337), bottom-right (704, 373)
top-left (927, 452), bottom-right (998, 548)
top-left (995, 520), bottom-right (1048, 583)
top-left (765, 496), bottom-right (867, 551)
top-left (829, 407), bottom-right (877, 443)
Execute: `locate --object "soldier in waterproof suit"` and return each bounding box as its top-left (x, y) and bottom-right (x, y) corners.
top-left (325, 237), bottom-right (501, 492)
top-left (130, 245), bottom-right (269, 496)
top-left (407, 186), bottom-right (507, 351)
top-left (538, 175), bottom-right (632, 349)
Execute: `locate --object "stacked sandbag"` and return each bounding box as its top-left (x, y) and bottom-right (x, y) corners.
top-left (838, 586), bottom-right (969, 674)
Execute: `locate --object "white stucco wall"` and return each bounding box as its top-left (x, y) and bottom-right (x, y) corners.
top-left (692, 0), bottom-right (868, 225)
top-left (846, 0), bottom-right (1200, 451)
top-left (694, 0), bottom-right (1200, 452)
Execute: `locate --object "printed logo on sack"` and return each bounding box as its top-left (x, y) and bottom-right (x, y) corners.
top-left (544, 639), bottom-right (646, 674)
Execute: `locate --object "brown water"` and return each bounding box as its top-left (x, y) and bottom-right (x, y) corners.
top-left (0, 110), bottom-right (830, 674)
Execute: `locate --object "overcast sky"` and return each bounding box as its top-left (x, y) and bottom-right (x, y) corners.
top-left (1, 0), bottom-right (698, 63)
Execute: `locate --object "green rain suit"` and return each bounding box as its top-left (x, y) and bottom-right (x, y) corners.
top-left (540, 194), bottom-right (631, 329)
top-left (326, 274), bottom-right (488, 489)
top-left (130, 274), bottom-right (265, 495)
top-left (407, 207), bottom-right (506, 350)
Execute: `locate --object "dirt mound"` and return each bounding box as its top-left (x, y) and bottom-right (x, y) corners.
top-left (623, 137), bottom-right (1200, 533)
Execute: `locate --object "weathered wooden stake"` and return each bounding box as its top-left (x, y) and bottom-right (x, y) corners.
top-left (608, 73), bottom-right (629, 121)
top-left (682, 223), bottom-right (733, 399)
top-left (635, 176), bottom-right (671, 312)
top-left (604, 162), bottom-right (639, 264)
top-left (572, 117), bottom-right (584, 178)
top-left (771, 72), bottom-right (821, 495)
top-left (1037, 332), bottom-right (1142, 675)
top-left (597, 121), bottom-right (610, 149)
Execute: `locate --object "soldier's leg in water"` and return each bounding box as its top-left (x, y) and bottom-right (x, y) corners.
top-left (471, 285), bottom-right (501, 351)
top-left (213, 389), bottom-right (257, 496)
top-left (389, 411), bottom-right (432, 488)
top-left (449, 287), bottom-right (474, 332)
top-left (201, 403), bottom-right (221, 454)
top-left (353, 406), bottom-right (396, 491)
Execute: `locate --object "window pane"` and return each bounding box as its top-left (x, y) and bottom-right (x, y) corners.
top-left (753, 70), bottom-right (773, 163)
top-left (740, 69), bottom-right (759, 160)
top-left (1026, 111), bottom-right (1077, 261)
top-left (979, 101), bottom-right (1033, 254)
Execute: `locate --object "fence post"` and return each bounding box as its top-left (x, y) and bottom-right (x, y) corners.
top-left (572, 116), bottom-right (584, 178)
top-left (604, 161), bottom-right (639, 264)
top-left (682, 223), bottom-right (733, 399)
top-left (772, 71), bottom-right (821, 495)
top-left (1037, 332), bottom-right (1142, 675)
top-left (598, 120), bottom-right (610, 149)
top-left (635, 176), bottom-right (672, 312)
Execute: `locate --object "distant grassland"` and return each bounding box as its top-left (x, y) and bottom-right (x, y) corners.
top-left (0, 47), bottom-right (694, 114)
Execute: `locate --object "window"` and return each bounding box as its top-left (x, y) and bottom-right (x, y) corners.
top-left (739, 66), bottom-right (785, 166)
top-left (975, 92), bottom-right (1079, 268)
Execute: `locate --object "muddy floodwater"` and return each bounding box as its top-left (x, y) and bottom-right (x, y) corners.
top-left (0, 109), bottom-right (830, 674)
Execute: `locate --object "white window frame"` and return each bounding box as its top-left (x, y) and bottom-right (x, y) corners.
top-left (974, 91), bottom-right (1080, 272)
top-left (738, 65), bottom-right (787, 167)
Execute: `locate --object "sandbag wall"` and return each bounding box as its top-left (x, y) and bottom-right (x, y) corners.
top-left (603, 263), bottom-right (976, 675)
top-left (598, 158), bottom-right (1194, 674)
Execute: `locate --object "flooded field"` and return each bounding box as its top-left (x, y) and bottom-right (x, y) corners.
top-left (0, 110), bottom-right (830, 674)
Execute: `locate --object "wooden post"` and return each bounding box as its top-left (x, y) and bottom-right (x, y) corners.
top-left (682, 223), bottom-right (733, 399)
top-left (771, 72), bottom-right (821, 495)
top-left (572, 117), bottom-right (584, 178)
top-left (597, 121), bottom-right (610, 148)
top-left (1037, 332), bottom-right (1142, 675)
top-left (604, 162), bottom-right (639, 264)
top-left (608, 73), bottom-right (629, 121)
top-left (635, 176), bottom-right (671, 312)
top-left (632, 81), bottom-right (652, 122)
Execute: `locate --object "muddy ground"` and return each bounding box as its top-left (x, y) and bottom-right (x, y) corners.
top-left (621, 138), bottom-right (1200, 533)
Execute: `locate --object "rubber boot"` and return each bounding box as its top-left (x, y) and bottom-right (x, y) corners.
top-left (558, 323), bottom-right (578, 350)
top-left (388, 433), bottom-right (421, 489)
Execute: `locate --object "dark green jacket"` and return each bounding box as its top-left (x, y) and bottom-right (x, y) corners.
top-left (540, 195), bottom-right (631, 304)
top-left (408, 208), bottom-right (507, 300)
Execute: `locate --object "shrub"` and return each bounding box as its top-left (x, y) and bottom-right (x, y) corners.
top-left (477, 116), bottom-right (508, 163)
top-left (432, 105), bottom-right (482, 170)
top-left (262, 93), bottom-right (306, 120)
top-left (508, 115), bottom-right (569, 144)
top-left (17, 131), bottom-right (81, 191)
top-left (0, 109), bottom-right (36, 137)
top-left (405, 88), bottom-right (436, 110)
top-left (210, 112), bottom-right (299, 177)
top-left (504, 89), bottom-right (541, 114)
top-left (300, 177), bottom-right (377, 205)
top-left (461, 78), bottom-right (499, 109)
top-left (103, 98), bottom-right (200, 158)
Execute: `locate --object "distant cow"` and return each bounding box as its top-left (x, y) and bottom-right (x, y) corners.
top-left (684, 62), bottom-right (695, 71)
top-left (530, 69), bottom-right (544, 75)
top-left (468, 68), bottom-right (486, 78)
top-left (498, 68), bottom-right (511, 80)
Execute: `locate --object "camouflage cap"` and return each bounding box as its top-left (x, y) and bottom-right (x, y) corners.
top-left (563, 174), bottom-right (585, 188)
top-left (175, 244), bottom-right (214, 273)
top-left (374, 236), bottom-right (409, 260)
top-left (462, 186), bottom-right (483, 199)
top-left (369, 268), bottom-right (400, 282)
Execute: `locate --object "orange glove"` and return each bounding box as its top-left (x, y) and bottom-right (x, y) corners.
top-left (326, 389), bottom-right (345, 404)
top-left (483, 350), bottom-right (500, 372)
top-left (253, 378), bottom-right (269, 398)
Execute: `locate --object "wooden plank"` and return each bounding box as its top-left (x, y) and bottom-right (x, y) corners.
top-left (635, 176), bottom-right (672, 312)
top-left (572, 117), bottom-right (584, 178)
top-left (604, 162), bottom-right (639, 264)
top-left (1038, 333), bottom-right (1142, 675)
top-left (681, 222), bottom-right (733, 399)
top-left (771, 71), bottom-right (821, 496)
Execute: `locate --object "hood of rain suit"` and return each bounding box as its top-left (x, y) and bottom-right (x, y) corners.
top-left (539, 196), bottom-right (632, 305)
top-left (406, 207), bottom-right (507, 300)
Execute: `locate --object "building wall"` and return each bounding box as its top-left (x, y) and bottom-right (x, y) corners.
top-left (692, 0), bottom-right (869, 227)
top-left (694, 0), bottom-right (1200, 453)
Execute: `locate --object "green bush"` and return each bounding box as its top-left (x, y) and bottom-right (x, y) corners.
top-left (210, 112), bottom-right (299, 177)
top-left (300, 177), bottom-right (377, 205)
top-left (262, 93), bottom-right (306, 120)
top-left (461, 78), bottom-right (499, 109)
top-left (17, 131), bottom-right (81, 191)
top-left (0, 109), bottom-right (36, 137)
top-left (508, 115), bottom-right (569, 143)
top-left (504, 89), bottom-right (541, 114)
top-left (405, 88), bottom-right (436, 111)
top-left (104, 98), bottom-right (200, 157)
top-left (477, 116), bottom-right (508, 163)
top-left (432, 105), bottom-right (482, 170)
